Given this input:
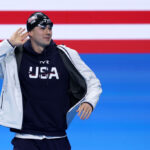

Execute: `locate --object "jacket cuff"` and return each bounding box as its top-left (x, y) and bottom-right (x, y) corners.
top-left (7, 39), bottom-right (15, 48)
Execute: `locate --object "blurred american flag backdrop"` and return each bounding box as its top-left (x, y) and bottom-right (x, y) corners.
top-left (0, 0), bottom-right (150, 150)
top-left (0, 0), bottom-right (150, 53)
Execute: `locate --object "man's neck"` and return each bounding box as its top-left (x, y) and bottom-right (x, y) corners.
top-left (31, 40), bottom-right (45, 54)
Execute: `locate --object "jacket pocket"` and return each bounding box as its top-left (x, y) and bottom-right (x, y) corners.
top-left (0, 90), bottom-right (4, 110)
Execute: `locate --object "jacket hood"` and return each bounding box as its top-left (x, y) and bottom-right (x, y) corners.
top-left (23, 39), bottom-right (57, 57)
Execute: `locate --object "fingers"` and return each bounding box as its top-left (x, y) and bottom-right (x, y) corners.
top-left (80, 109), bottom-right (86, 119)
top-left (15, 28), bottom-right (23, 34)
top-left (77, 104), bottom-right (84, 116)
top-left (76, 103), bottom-right (93, 120)
top-left (86, 110), bottom-right (92, 119)
top-left (16, 28), bottom-right (26, 34)
top-left (15, 28), bottom-right (27, 37)
top-left (19, 29), bottom-right (26, 35)
top-left (21, 32), bottom-right (29, 44)
top-left (80, 108), bottom-right (92, 120)
top-left (9, 28), bottom-right (28, 46)
top-left (17, 30), bottom-right (28, 45)
top-left (81, 109), bottom-right (88, 120)
top-left (22, 32), bottom-right (29, 39)
top-left (22, 38), bottom-right (28, 45)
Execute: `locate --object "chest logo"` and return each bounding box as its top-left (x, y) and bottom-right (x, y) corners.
top-left (29, 66), bottom-right (59, 79)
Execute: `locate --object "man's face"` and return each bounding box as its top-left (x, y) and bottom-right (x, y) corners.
top-left (29, 25), bottom-right (52, 47)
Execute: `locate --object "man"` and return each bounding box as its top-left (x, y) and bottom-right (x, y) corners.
top-left (0, 12), bottom-right (102, 150)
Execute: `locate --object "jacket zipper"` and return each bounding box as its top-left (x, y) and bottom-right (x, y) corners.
top-left (0, 90), bottom-right (4, 109)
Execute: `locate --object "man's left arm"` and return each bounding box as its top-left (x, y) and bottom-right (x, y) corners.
top-left (67, 48), bottom-right (102, 120)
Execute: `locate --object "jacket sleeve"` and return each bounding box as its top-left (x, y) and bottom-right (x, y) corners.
top-left (0, 40), bottom-right (14, 61)
top-left (0, 40), bottom-right (15, 78)
top-left (62, 45), bottom-right (102, 109)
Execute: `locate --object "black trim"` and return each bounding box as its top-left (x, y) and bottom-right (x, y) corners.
top-left (0, 91), bottom-right (4, 109)
top-left (15, 46), bottom-right (24, 72)
top-left (57, 47), bottom-right (87, 109)
top-left (7, 40), bottom-right (15, 48)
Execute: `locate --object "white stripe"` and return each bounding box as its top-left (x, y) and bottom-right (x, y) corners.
top-left (0, 0), bottom-right (150, 10)
top-left (15, 133), bottom-right (67, 140)
top-left (0, 24), bottom-right (150, 40)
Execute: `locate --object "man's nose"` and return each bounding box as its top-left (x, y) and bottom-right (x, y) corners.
top-left (45, 27), bottom-right (52, 34)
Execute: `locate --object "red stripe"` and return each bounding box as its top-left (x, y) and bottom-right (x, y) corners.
top-left (55, 40), bottom-right (150, 53)
top-left (1, 39), bottom-right (150, 53)
top-left (0, 11), bottom-right (150, 24)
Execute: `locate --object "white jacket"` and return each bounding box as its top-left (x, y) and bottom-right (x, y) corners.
top-left (0, 40), bottom-right (102, 130)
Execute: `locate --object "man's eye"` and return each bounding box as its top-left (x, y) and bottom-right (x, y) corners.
top-left (48, 27), bottom-right (52, 30)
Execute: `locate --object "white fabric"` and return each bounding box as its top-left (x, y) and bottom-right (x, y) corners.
top-left (15, 133), bottom-right (67, 140)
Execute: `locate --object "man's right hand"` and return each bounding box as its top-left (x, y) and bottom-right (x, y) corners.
top-left (8, 28), bottom-right (29, 47)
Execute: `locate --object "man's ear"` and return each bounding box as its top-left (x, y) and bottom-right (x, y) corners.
top-left (28, 31), bottom-right (32, 37)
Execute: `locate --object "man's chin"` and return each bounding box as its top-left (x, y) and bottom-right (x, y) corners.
top-left (42, 40), bottom-right (51, 47)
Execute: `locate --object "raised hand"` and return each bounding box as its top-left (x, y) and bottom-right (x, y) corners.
top-left (9, 28), bottom-right (29, 47)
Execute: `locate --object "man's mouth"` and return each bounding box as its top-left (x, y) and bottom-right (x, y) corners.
top-left (44, 37), bottom-right (51, 40)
